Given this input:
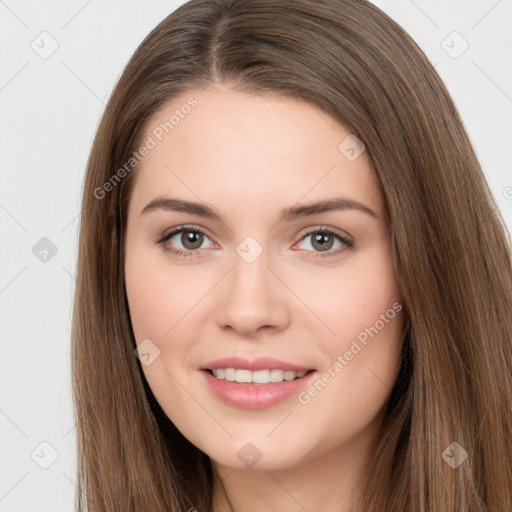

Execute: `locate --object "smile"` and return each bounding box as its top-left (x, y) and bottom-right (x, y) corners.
top-left (208, 368), bottom-right (309, 384)
top-left (202, 368), bottom-right (316, 409)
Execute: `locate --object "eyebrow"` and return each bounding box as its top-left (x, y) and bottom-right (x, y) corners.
top-left (140, 196), bottom-right (380, 222)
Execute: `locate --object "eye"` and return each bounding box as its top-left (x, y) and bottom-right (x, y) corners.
top-left (156, 226), bottom-right (215, 258)
top-left (295, 227), bottom-right (354, 257)
top-left (156, 225), bottom-right (354, 259)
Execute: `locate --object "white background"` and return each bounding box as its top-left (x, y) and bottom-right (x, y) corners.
top-left (1, 1), bottom-right (511, 510)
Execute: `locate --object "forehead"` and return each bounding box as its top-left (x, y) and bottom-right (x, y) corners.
top-left (129, 87), bottom-right (384, 217)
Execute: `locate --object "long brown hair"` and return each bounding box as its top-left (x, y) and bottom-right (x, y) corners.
top-left (71, 0), bottom-right (512, 510)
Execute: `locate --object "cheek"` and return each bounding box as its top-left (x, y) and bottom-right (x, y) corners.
top-left (124, 246), bottom-right (196, 410)
top-left (125, 273), bottom-right (167, 342)
top-left (293, 249), bottom-right (404, 401)
top-left (301, 253), bottom-right (404, 420)
top-left (124, 244), bottom-right (214, 395)
top-left (292, 247), bottom-right (401, 346)
top-left (124, 244), bottom-right (195, 342)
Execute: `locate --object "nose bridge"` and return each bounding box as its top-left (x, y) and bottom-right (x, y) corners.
top-left (216, 239), bottom-right (289, 334)
top-left (230, 242), bottom-right (274, 309)
top-left (231, 243), bottom-right (270, 296)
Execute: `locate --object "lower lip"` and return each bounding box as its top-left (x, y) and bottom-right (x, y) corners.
top-left (201, 370), bottom-right (316, 409)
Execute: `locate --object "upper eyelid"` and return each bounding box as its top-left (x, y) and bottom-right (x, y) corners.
top-left (160, 224), bottom-right (217, 244)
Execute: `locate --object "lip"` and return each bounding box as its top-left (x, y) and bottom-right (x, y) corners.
top-left (200, 356), bottom-right (313, 373)
top-left (201, 368), bottom-right (317, 410)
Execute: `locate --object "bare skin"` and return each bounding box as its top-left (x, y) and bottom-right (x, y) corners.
top-left (124, 84), bottom-right (404, 512)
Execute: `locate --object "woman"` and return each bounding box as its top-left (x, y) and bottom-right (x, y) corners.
top-left (71, 0), bottom-right (512, 510)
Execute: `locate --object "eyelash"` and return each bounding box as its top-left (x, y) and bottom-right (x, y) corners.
top-left (155, 225), bottom-right (354, 259)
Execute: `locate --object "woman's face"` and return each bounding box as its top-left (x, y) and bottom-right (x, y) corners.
top-left (124, 85), bottom-right (404, 471)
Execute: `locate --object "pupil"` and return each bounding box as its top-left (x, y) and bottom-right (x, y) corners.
top-left (313, 232), bottom-right (333, 251)
top-left (183, 231), bottom-right (202, 249)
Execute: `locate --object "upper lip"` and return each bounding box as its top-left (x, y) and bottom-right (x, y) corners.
top-left (200, 356), bottom-right (314, 373)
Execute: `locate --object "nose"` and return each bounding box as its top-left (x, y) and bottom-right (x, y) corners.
top-left (215, 248), bottom-right (291, 336)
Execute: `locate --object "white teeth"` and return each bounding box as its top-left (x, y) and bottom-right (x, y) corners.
top-left (224, 368), bottom-right (236, 381)
top-left (211, 368), bottom-right (308, 384)
top-left (270, 369), bottom-right (284, 382)
top-left (253, 369), bottom-right (270, 383)
top-left (235, 369), bottom-right (252, 383)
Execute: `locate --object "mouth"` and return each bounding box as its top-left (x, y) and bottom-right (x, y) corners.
top-left (199, 356), bottom-right (317, 408)
top-left (203, 368), bottom-right (315, 385)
